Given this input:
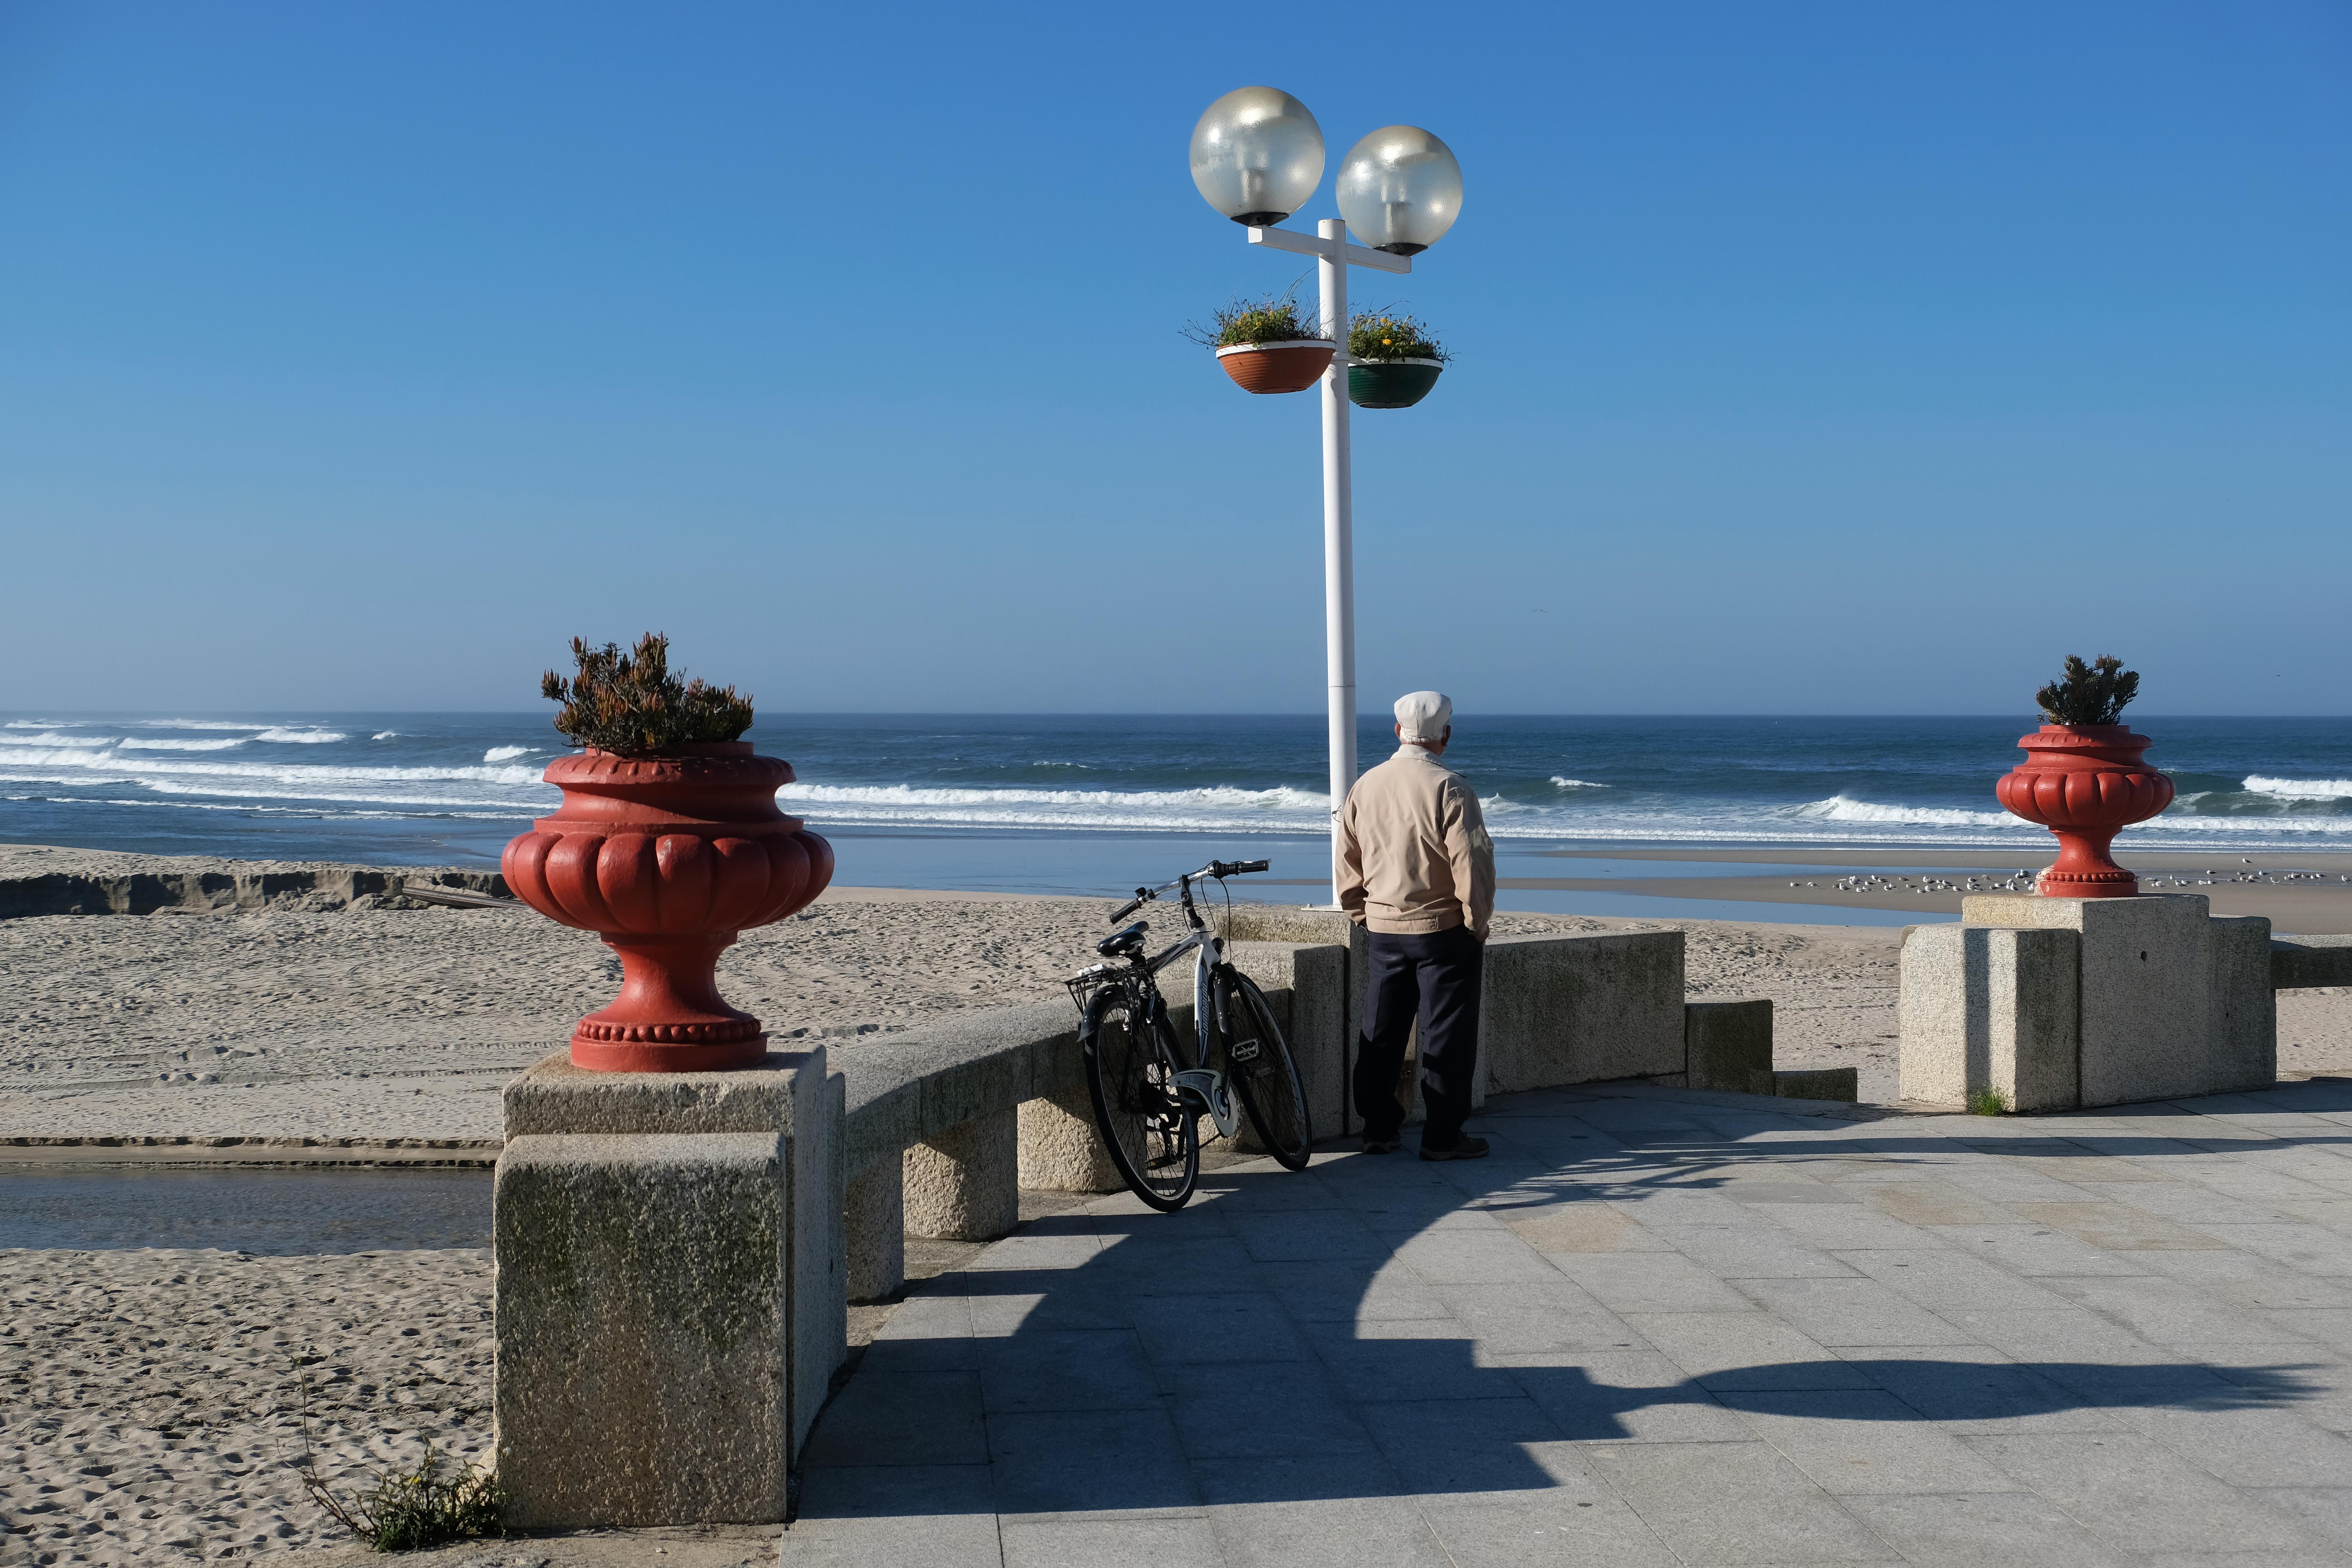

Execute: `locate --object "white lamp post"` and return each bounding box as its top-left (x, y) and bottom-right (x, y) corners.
top-left (1190, 88), bottom-right (1465, 905)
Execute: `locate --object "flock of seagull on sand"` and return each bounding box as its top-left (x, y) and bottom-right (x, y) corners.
top-left (1784, 860), bottom-right (2351, 896)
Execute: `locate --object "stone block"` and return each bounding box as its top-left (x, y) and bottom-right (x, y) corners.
top-left (1898, 924), bottom-right (2079, 1111)
top-left (844, 1158), bottom-right (905, 1303)
top-left (2211, 915), bottom-right (2276, 1092)
top-left (495, 1131), bottom-right (789, 1526)
top-left (499, 1049), bottom-right (842, 1461)
top-left (1018, 1084), bottom-right (1122, 1193)
top-left (833, 1001), bottom-right (1071, 1181)
top-left (1754, 1067), bottom-right (1859, 1102)
top-left (1963, 894), bottom-right (2218, 1105)
top-left (1480, 930), bottom-right (1686, 1091)
top-left (1686, 1000), bottom-right (1773, 1091)
top-left (905, 1107), bottom-right (1018, 1241)
top-left (1224, 907), bottom-right (1367, 1134)
top-left (2272, 935), bottom-right (2352, 989)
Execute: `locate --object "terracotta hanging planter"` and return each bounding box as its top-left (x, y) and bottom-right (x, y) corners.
top-left (1216, 340), bottom-right (1334, 394)
top-left (504, 742), bottom-right (833, 1071)
top-left (1995, 724), bottom-right (2173, 897)
top-left (1349, 358), bottom-right (1445, 409)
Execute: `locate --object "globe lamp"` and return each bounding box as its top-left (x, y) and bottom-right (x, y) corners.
top-left (1334, 125), bottom-right (1462, 254)
top-left (1190, 86), bottom-right (1326, 227)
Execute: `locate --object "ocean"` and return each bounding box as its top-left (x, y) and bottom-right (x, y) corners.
top-left (4, 713), bottom-right (2349, 917)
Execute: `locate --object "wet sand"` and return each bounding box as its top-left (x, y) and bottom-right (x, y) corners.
top-left (1517, 847), bottom-right (2352, 933)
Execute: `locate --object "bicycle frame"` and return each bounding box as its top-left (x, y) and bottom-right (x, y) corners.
top-left (1071, 865), bottom-right (1248, 1138)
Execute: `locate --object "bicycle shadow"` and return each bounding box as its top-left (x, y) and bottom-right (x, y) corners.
top-left (794, 1084), bottom-right (2345, 1521)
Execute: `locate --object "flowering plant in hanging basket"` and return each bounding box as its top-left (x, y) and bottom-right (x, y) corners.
top-left (1187, 293), bottom-right (1333, 394)
top-left (1994, 654), bottom-right (2172, 898)
top-left (1347, 310), bottom-right (1448, 409)
top-left (502, 633), bottom-right (832, 1071)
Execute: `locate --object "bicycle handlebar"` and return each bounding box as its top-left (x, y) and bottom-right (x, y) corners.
top-left (1105, 860), bottom-right (1271, 925)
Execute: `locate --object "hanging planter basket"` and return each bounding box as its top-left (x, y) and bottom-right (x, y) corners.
top-left (1216, 340), bottom-right (1335, 395)
top-left (1349, 358), bottom-right (1445, 410)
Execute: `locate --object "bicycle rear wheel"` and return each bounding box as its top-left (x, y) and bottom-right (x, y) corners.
top-left (1082, 989), bottom-right (1201, 1211)
top-left (1218, 969), bottom-right (1312, 1171)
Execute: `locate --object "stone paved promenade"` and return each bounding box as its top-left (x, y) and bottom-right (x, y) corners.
top-left (784, 1080), bottom-right (2352, 1567)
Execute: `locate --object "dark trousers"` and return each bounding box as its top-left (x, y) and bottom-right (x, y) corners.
top-left (1354, 926), bottom-right (1484, 1146)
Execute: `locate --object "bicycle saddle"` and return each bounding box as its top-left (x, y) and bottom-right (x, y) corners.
top-left (1096, 921), bottom-right (1148, 956)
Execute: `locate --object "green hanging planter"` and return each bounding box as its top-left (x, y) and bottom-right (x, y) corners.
top-left (1348, 358), bottom-right (1445, 410)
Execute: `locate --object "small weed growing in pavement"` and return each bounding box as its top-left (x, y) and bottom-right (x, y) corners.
top-left (295, 1373), bottom-right (504, 1552)
top-left (1967, 1087), bottom-right (2013, 1116)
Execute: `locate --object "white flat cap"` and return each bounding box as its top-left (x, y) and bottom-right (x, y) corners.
top-left (1394, 690), bottom-right (1453, 743)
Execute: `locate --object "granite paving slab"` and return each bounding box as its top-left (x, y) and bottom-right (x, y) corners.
top-left (783, 1080), bottom-right (2352, 1566)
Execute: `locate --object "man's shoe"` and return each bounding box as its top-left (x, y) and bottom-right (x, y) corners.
top-left (1419, 1135), bottom-right (1490, 1162)
top-left (1361, 1133), bottom-right (1402, 1155)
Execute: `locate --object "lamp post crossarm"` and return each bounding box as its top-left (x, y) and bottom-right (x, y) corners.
top-left (1245, 225), bottom-right (1413, 274)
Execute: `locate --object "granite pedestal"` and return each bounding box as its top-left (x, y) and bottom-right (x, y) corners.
top-left (495, 1048), bottom-right (843, 1526)
top-left (1899, 894), bottom-right (2275, 1111)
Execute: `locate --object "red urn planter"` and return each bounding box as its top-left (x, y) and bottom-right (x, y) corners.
top-left (1994, 724), bottom-right (2174, 898)
top-left (502, 742), bottom-right (833, 1071)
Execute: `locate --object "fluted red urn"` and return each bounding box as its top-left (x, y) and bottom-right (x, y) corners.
top-left (1995, 725), bottom-right (2173, 898)
top-left (502, 742), bottom-right (833, 1071)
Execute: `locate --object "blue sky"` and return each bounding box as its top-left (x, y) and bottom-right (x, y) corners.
top-left (2, 2), bottom-right (2346, 715)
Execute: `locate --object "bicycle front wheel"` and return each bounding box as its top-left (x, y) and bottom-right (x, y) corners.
top-left (1218, 969), bottom-right (1312, 1171)
top-left (1082, 989), bottom-right (1200, 1211)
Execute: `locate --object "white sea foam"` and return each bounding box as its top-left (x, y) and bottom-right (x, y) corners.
top-left (131, 781), bottom-right (550, 809)
top-left (132, 720), bottom-right (271, 731)
top-left (1792, 795), bottom-right (2033, 829)
top-left (4, 720), bottom-right (88, 730)
top-left (483, 746), bottom-right (534, 762)
top-left (0, 733), bottom-right (114, 748)
top-left (2244, 776), bottom-right (2352, 801)
top-left (117, 738), bottom-right (247, 752)
top-left (783, 782), bottom-right (1328, 811)
top-left (254, 728), bottom-right (347, 744)
top-left (1550, 777), bottom-right (1607, 789)
top-left (372, 731), bottom-right (400, 740)
top-left (0, 749), bottom-right (543, 788)
top-left (779, 781), bottom-right (1330, 832)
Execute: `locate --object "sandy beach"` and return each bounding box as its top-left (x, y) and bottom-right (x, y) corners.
top-left (5, 842), bottom-right (2351, 1142)
top-left (5, 843), bottom-right (2350, 1563)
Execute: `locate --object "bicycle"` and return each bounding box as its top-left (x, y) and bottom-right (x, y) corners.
top-left (1064, 859), bottom-right (1314, 1211)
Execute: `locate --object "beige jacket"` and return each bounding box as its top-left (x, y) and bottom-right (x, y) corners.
top-left (1337, 745), bottom-right (1496, 939)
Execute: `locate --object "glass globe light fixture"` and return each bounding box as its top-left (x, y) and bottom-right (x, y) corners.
top-left (1334, 125), bottom-right (1462, 254)
top-left (1190, 87), bottom-right (1325, 227)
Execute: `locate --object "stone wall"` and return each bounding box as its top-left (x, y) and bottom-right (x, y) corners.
top-left (0, 866), bottom-right (506, 916)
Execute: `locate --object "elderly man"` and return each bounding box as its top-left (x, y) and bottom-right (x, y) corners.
top-left (1336, 690), bottom-right (1496, 1160)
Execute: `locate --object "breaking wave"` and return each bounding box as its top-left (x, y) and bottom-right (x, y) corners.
top-left (778, 781), bottom-right (1329, 832)
top-left (1791, 795), bottom-right (2031, 829)
top-left (2244, 776), bottom-right (2352, 801)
